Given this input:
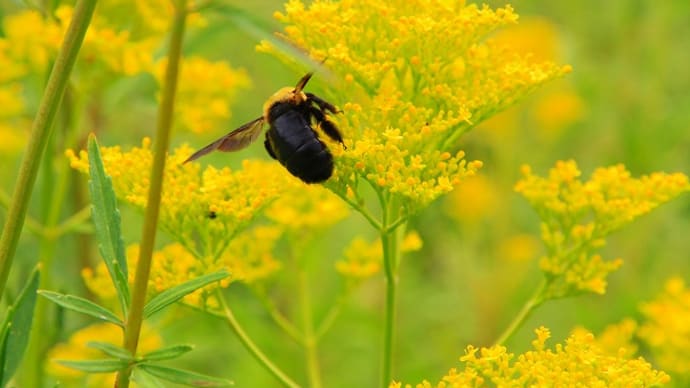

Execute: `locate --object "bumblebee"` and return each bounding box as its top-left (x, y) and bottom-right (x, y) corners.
top-left (184, 72), bottom-right (345, 183)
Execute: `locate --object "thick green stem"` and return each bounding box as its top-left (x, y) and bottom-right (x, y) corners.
top-left (0, 0), bottom-right (97, 299)
top-left (115, 2), bottom-right (186, 387)
top-left (298, 268), bottom-right (322, 388)
top-left (218, 290), bottom-right (301, 388)
top-left (493, 279), bottom-right (548, 346)
top-left (380, 196), bottom-right (403, 388)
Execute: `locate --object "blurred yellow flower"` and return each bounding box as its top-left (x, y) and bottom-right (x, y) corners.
top-left (638, 277), bottom-right (690, 376)
top-left (515, 160), bottom-right (690, 297)
top-left (260, 0), bottom-right (570, 212)
top-left (497, 234), bottom-right (541, 263)
top-left (265, 182), bottom-right (350, 231)
top-left (478, 17), bottom-right (584, 141)
top-left (572, 319), bottom-right (639, 359)
top-left (46, 322), bottom-right (161, 387)
top-left (153, 57), bottom-right (250, 133)
top-left (445, 174), bottom-right (500, 224)
top-left (67, 138), bottom-right (294, 259)
top-left (1, 9), bottom-right (62, 71)
top-left (393, 326), bottom-right (670, 387)
top-left (336, 231), bottom-right (422, 280)
top-left (84, 231), bottom-right (283, 310)
top-left (3, 6), bottom-right (156, 77)
top-left (532, 88), bottom-right (586, 133)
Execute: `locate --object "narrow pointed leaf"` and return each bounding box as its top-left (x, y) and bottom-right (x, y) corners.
top-left (38, 290), bottom-right (123, 327)
top-left (0, 268), bottom-right (40, 387)
top-left (132, 368), bottom-right (167, 388)
top-left (58, 358), bottom-right (128, 373)
top-left (138, 364), bottom-right (233, 387)
top-left (143, 270), bottom-right (229, 318)
top-left (87, 135), bottom-right (130, 312)
top-left (87, 341), bottom-right (133, 360)
top-left (140, 344), bottom-right (193, 362)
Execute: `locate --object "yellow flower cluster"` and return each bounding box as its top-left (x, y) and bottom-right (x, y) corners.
top-left (67, 138), bottom-right (295, 259)
top-left (153, 57), bottom-right (250, 133)
top-left (46, 322), bottom-right (161, 387)
top-left (4, 6), bottom-right (155, 77)
top-left (638, 277), bottom-right (690, 376)
top-left (265, 180), bottom-right (350, 231)
top-left (583, 318), bottom-right (639, 359)
top-left (478, 16), bottom-right (585, 141)
top-left (514, 160), bottom-right (690, 296)
top-left (84, 229), bottom-right (283, 309)
top-left (392, 326), bottom-right (670, 387)
top-left (336, 231), bottom-right (422, 279)
top-left (259, 0), bottom-right (570, 210)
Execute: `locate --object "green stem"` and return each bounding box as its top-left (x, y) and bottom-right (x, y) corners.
top-left (314, 286), bottom-right (350, 341)
top-left (380, 195), bottom-right (403, 388)
top-left (251, 286), bottom-right (305, 346)
top-left (493, 279), bottom-right (548, 346)
top-left (0, 0), bottom-right (97, 298)
top-left (116, 2), bottom-right (187, 387)
top-left (330, 188), bottom-right (382, 231)
top-left (298, 267), bottom-right (322, 388)
top-left (20, 121), bottom-right (76, 387)
top-left (217, 290), bottom-right (301, 388)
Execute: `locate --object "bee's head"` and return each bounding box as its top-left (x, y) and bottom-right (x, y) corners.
top-left (263, 72), bottom-right (313, 114)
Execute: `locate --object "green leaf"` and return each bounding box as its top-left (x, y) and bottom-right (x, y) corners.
top-left (138, 364), bottom-right (233, 387)
top-left (57, 358), bottom-right (128, 373)
top-left (87, 134), bottom-right (130, 312)
top-left (87, 341), bottom-right (133, 361)
top-left (38, 290), bottom-right (123, 327)
top-left (143, 270), bottom-right (229, 319)
top-left (0, 268), bottom-right (40, 387)
top-left (132, 368), bottom-right (167, 388)
top-left (140, 344), bottom-right (193, 362)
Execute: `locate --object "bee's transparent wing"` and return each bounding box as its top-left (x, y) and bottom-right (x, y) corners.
top-left (183, 117), bottom-right (265, 163)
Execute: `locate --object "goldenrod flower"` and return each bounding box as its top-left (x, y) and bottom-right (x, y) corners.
top-left (336, 231), bottom-right (422, 280)
top-left (67, 138), bottom-right (294, 259)
top-left (259, 0), bottom-right (570, 211)
top-left (265, 176), bottom-right (350, 231)
top-left (153, 57), bottom-right (250, 133)
top-left (84, 232), bottom-right (283, 310)
top-left (515, 160), bottom-right (690, 296)
top-left (587, 318), bottom-right (639, 359)
top-left (46, 322), bottom-right (161, 387)
top-left (638, 277), bottom-right (690, 376)
top-left (393, 326), bottom-right (670, 387)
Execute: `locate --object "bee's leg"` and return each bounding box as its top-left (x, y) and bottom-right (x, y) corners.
top-left (306, 93), bottom-right (340, 114)
top-left (309, 106), bottom-right (346, 149)
top-left (264, 133), bottom-right (277, 159)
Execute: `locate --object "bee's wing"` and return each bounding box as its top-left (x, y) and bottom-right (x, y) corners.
top-left (183, 117), bottom-right (265, 163)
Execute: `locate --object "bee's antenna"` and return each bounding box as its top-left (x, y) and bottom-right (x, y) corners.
top-left (294, 72), bottom-right (314, 93)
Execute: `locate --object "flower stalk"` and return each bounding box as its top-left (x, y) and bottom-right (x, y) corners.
top-left (115, 1), bottom-right (187, 386)
top-left (380, 195), bottom-right (405, 387)
top-left (299, 267), bottom-right (322, 388)
top-left (493, 279), bottom-right (547, 346)
top-left (218, 290), bottom-right (301, 388)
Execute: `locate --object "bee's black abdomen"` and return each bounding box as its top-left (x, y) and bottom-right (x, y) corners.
top-left (266, 104), bottom-right (334, 183)
top-left (286, 140), bottom-right (333, 183)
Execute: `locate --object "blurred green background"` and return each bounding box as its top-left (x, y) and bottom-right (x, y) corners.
top-left (1, 0), bottom-right (689, 386)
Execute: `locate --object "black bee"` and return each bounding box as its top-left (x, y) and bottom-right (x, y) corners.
top-left (184, 72), bottom-right (345, 183)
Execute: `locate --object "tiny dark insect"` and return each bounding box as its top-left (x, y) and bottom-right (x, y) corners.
top-left (184, 72), bottom-right (345, 184)
top-left (207, 211), bottom-right (217, 219)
